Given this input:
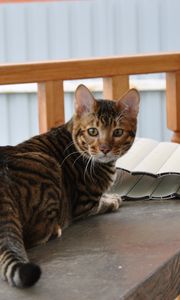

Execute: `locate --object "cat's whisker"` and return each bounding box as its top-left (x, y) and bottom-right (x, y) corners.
top-left (83, 155), bottom-right (89, 163)
top-left (83, 156), bottom-right (92, 182)
top-left (63, 141), bottom-right (75, 153)
top-left (72, 151), bottom-right (87, 166)
top-left (72, 154), bottom-right (82, 166)
top-left (61, 151), bottom-right (80, 167)
top-left (88, 157), bottom-right (93, 183)
top-left (89, 156), bottom-right (97, 183)
top-left (90, 157), bottom-right (96, 183)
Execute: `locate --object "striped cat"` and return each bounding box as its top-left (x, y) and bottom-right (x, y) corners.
top-left (0, 85), bottom-right (139, 288)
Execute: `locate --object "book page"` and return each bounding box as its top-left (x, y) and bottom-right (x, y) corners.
top-left (112, 170), bottom-right (180, 200)
top-left (158, 146), bottom-right (180, 174)
top-left (114, 138), bottom-right (180, 200)
top-left (151, 175), bottom-right (180, 199)
top-left (111, 170), bottom-right (142, 196)
top-left (116, 138), bottom-right (158, 172)
top-left (132, 142), bottom-right (179, 175)
top-left (176, 185), bottom-right (180, 198)
top-left (125, 175), bottom-right (158, 199)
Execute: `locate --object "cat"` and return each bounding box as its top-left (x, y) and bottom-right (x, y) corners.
top-left (0, 84), bottom-right (139, 288)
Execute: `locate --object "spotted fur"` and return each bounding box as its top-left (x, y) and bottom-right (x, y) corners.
top-left (0, 85), bottom-right (139, 288)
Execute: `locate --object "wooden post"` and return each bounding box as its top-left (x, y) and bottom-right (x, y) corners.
top-left (166, 72), bottom-right (180, 143)
top-left (38, 80), bottom-right (65, 133)
top-left (103, 75), bottom-right (129, 99)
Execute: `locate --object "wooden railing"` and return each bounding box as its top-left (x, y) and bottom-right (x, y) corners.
top-left (1, 52), bottom-right (180, 142)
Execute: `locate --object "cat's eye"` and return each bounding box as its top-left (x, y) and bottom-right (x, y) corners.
top-left (88, 128), bottom-right (99, 137)
top-left (113, 128), bottom-right (124, 137)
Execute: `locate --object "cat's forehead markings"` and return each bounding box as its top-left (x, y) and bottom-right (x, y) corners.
top-left (95, 118), bottom-right (100, 127)
top-left (113, 120), bottom-right (117, 127)
top-left (96, 100), bottom-right (122, 126)
top-left (98, 114), bottom-right (115, 127)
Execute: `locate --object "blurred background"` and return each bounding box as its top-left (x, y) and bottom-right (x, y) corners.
top-left (0, 0), bottom-right (180, 145)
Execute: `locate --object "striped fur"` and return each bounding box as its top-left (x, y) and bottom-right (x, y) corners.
top-left (0, 86), bottom-right (139, 288)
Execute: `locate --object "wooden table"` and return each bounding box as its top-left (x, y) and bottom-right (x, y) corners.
top-left (0, 200), bottom-right (180, 300)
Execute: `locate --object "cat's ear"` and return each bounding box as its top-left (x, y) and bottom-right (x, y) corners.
top-left (75, 84), bottom-right (97, 116)
top-left (116, 88), bottom-right (140, 117)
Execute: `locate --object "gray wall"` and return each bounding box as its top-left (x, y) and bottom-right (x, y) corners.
top-left (1, 0), bottom-right (180, 62)
top-left (0, 0), bottom-right (179, 145)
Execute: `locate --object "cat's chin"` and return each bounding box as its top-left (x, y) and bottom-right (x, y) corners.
top-left (98, 158), bottom-right (115, 164)
top-left (94, 154), bottom-right (116, 164)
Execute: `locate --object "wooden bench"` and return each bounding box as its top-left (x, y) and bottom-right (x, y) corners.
top-left (0, 53), bottom-right (180, 299)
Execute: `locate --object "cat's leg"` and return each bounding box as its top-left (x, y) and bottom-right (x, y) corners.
top-left (49, 224), bottom-right (62, 241)
top-left (97, 193), bottom-right (122, 214)
top-left (25, 219), bottom-right (62, 248)
top-left (23, 154), bottom-right (64, 247)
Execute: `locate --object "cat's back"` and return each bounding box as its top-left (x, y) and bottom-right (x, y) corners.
top-left (0, 127), bottom-right (66, 185)
top-left (0, 145), bottom-right (16, 166)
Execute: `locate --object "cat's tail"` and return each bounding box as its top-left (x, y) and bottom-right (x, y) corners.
top-left (0, 241), bottom-right (41, 288)
top-left (0, 210), bottom-right (41, 288)
top-left (7, 261), bottom-right (41, 288)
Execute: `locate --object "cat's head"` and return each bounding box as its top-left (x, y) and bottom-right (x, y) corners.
top-left (72, 84), bottom-right (140, 163)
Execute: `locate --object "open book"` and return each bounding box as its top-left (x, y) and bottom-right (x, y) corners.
top-left (113, 138), bottom-right (180, 200)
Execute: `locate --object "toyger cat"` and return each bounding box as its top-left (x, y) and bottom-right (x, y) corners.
top-left (0, 84), bottom-right (139, 288)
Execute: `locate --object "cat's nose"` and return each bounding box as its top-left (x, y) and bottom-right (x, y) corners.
top-left (99, 144), bottom-right (111, 155)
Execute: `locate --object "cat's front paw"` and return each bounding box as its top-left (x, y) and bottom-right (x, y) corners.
top-left (98, 193), bottom-right (122, 214)
top-left (108, 193), bottom-right (123, 211)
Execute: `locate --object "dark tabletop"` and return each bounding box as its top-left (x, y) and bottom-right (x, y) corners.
top-left (0, 200), bottom-right (180, 300)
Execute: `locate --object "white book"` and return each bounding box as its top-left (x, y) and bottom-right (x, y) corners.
top-left (113, 138), bottom-right (180, 200)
